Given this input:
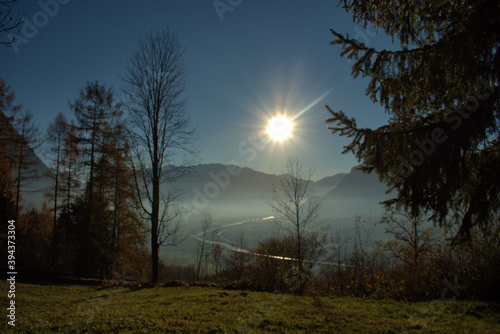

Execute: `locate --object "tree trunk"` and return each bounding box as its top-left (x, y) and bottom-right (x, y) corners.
top-left (51, 138), bottom-right (61, 265)
top-left (151, 141), bottom-right (160, 283)
top-left (14, 136), bottom-right (24, 222)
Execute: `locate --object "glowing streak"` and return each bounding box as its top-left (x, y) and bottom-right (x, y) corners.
top-left (191, 216), bottom-right (348, 267)
top-left (291, 89), bottom-right (332, 121)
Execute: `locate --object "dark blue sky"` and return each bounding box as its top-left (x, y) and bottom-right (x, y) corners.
top-left (0, 0), bottom-right (394, 179)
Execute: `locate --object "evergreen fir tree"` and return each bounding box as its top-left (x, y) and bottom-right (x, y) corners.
top-left (326, 0), bottom-right (499, 241)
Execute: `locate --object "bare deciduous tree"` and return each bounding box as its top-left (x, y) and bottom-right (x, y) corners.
top-left (70, 81), bottom-right (121, 207)
top-left (222, 233), bottom-right (250, 282)
top-left (263, 158), bottom-right (323, 294)
top-left (193, 211), bottom-right (218, 281)
top-left (377, 208), bottom-right (438, 269)
top-left (123, 27), bottom-right (197, 283)
top-left (45, 112), bottom-right (69, 260)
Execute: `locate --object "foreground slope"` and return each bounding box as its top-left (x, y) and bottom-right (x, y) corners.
top-left (2, 282), bottom-right (499, 333)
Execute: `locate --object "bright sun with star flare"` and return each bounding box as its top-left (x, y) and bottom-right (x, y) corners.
top-left (267, 116), bottom-right (293, 141)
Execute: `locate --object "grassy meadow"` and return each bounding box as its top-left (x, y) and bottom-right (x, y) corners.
top-left (1, 281), bottom-right (500, 333)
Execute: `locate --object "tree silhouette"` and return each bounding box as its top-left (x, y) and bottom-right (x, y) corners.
top-left (326, 0), bottom-right (500, 242)
top-left (60, 121), bottom-right (80, 214)
top-left (193, 211), bottom-right (218, 281)
top-left (70, 81), bottom-right (121, 274)
top-left (123, 27), bottom-right (197, 283)
top-left (263, 158), bottom-right (323, 295)
top-left (377, 208), bottom-right (437, 269)
top-left (10, 108), bottom-right (41, 222)
top-left (45, 112), bottom-right (69, 262)
top-left (71, 81), bottom-right (121, 207)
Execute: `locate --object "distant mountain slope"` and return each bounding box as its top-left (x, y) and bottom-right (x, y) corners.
top-left (312, 173), bottom-right (347, 196)
top-left (162, 163), bottom-right (390, 222)
top-left (172, 163), bottom-right (348, 200)
top-left (320, 166), bottom-right (393, 220)
top-left (327, 166), bottom-right (391, 198)
top-left (174, 164), bottom-right (282, 198)
top-left (170, 164), bottom-right (282, 219)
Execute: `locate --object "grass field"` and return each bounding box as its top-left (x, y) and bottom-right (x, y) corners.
top-left (1, 281), bottom-right (499, 333)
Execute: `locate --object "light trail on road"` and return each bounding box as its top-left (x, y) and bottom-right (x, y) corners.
top-left (191, 217), bottom-right (348, 267)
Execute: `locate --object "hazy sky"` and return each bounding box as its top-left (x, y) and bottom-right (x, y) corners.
top-left (0, 0), bottom-right (394, 179)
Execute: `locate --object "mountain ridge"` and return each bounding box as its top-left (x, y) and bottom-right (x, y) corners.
top-left (164, 163), bottom-right (392, 221)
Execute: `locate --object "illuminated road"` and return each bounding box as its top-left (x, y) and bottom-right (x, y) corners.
top-left (192, 217), bottom-right (346, 267)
